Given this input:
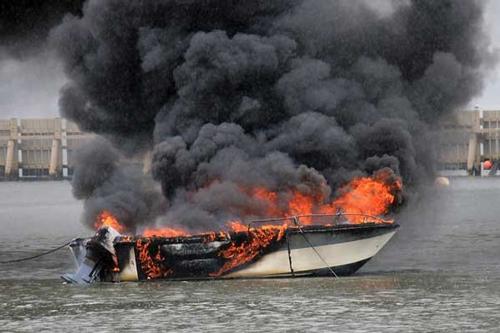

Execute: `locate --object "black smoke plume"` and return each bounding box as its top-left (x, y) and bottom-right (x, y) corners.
top-left (1, 1), bottom-right (84, 56)
top-left (50, 0), bottom-right (494, 231)
top-left (71, 137), bottom-right (165, 232)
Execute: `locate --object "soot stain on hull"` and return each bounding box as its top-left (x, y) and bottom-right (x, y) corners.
top-left (62, 222), bottom-right (398, 284)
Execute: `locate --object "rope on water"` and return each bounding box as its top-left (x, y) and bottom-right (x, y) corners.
top-left (0, 241), bottom-right (72, 264)
top-left (292, 217), bottom-right (339, 279)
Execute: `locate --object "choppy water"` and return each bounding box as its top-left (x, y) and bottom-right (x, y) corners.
top-left (1, 179), bottom-right (500, 332)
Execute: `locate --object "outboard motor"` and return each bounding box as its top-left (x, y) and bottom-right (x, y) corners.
top-left (62, 227), bottom-right (121, 284)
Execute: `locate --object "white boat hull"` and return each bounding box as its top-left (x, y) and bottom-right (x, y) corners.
top-left (63, 222), bottom-right (398, 283)
top-left (227, 226), bottom-right (397, 278)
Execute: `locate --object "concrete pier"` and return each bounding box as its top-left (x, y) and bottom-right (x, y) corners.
top-left (439, 109), bottom-right (500, 175)
top-left (49, 139), bottom-right (61, 176)
top-left (466, 133), bottom-right (478, 175)
top-left (1, 112), bottom-right (499, 179)
top-left (5, 140), bottom-right (16, 177)
top-left (0, 118), bottom-right (93, 180)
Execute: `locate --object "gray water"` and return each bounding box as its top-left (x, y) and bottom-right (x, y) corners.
top-left (1, 179), bottom-right (500, 332)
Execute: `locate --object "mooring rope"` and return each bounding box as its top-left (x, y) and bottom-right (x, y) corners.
top-left (292, 217), bottom-right (339, 279)
top-left (0, 241), bottom-right (72, 264)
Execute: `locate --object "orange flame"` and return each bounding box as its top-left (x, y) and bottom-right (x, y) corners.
top-left (241, 169), bottom-right (401, 224)
top-left (94, 170), bottom-right (401, 235)
top-left (94, 211), bottom-right (126, 233)
top-left (142, 227), bottom-right (189, 238)
top-left (327, 173), bottom-right (402, 223)
top-left (211, 223), bottom-right (287, 276)
top-left (136, 239), bottom-right (172, 279)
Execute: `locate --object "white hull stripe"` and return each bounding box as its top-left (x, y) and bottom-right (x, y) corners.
top-left (226, 230), bottom-right (396, 278)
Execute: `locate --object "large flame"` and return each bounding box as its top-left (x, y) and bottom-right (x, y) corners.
top-left (327, 172), bottom-right (402, 222)
top-left (93, 170), bottom-right (401, 235)
top-left (94, 211), bottom-right (126, 233)
top-left (244, 169), bottom-right (401, 224)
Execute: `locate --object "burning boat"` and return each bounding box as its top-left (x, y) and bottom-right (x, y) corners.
top-left (63, 171), bottom-right (402, 283)
top-left (62, 214), bottom-right (398, 284)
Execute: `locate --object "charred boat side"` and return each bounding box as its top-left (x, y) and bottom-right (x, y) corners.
top-left (62, 215), bottom-right (398, 284)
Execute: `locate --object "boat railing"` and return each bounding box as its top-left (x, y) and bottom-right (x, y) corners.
top-left (246, 213), bottom-right (392, 229)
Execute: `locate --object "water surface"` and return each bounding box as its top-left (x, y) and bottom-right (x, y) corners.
top-left (1, 179), bottom-right (500, 332)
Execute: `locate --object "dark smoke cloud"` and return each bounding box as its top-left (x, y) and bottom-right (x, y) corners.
top-left (1, 1), bottom-right (84, 57)
top-left (51, 0), bottom-right (495, 231)
top-left (0, 1), bottom-right (85, 118)
top-left (72, 137), bottom-right (165, 232)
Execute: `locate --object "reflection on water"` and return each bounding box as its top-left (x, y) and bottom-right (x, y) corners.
top-left (1, 274), bottom-right (500, 332)
top-left (1, 178), bottom-right (500, 332)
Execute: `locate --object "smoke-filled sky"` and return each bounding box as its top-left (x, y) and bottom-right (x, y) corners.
top-left (34, 0), bottom-right (493, 232)
top-left (0, 0), bottom-right (83, 118)
top-left (0, 0), bottom-right (497, 233)
top-left (469, 0), bottom-right (500, 109)
top-left (0, 50), bottom-right (66, 118)
top-left (0, 0), bottom-right (498, 119)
